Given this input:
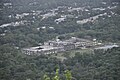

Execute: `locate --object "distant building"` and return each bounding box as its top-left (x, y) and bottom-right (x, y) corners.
top-left (22, 37), bottom-right (98, 55)
top-left (55, 18), bottom-right (66, 24)
top-left (22, 46), bottom-right (64, 55)
top-left (95, 45), bottom-right (119, 50)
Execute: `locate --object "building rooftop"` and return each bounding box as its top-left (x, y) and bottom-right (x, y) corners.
top-left (95, 45), bottom-right (119, 50)
top-left (23, 46), bottom-right (62, 52)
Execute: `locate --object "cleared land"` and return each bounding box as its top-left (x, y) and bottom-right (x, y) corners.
top-left (51, 48), bottom-right (94, 61)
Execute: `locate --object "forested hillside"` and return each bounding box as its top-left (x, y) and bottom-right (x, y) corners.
top-left (0, 0), bottom-right (120, 80)
top-left (0, 45), bottom-right (120, 80)
top-left (0, 0), bottom-right (120, 48)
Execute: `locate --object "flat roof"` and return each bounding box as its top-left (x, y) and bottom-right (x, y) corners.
top-left (95, 45), bottom-right (119, 50)
top-left (23, 46), bottom-right (62, 52)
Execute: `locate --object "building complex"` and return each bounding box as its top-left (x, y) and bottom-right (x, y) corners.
top-left (22, 37), bottom-right (100, 55)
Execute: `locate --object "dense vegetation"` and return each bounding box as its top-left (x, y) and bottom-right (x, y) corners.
top-left (0, 44), bottom-right (120, 80)
top-left (0, 0), bottom-right (120, 80)
top-left (0, 0), bottom-right (120, 48)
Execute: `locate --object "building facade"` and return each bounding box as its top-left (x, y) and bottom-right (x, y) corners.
top-left (22, 37), bottom-right (97, 55)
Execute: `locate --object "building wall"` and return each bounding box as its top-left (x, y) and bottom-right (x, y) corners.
top-left (22, 38), bottom-right (96, 55)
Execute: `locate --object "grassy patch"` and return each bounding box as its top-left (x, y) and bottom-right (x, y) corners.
top-left (51, 48), bottom-right (94, 61)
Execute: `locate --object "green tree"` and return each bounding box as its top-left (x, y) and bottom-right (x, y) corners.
top-left (52, 69), bottom-right (60, 80)
top-left (43, 74), bottom-right (50, 80)
top-left (64, 70), bottom-right (72, 80)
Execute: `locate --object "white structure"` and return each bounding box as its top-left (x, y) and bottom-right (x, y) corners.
top-left (55, 18), bottom-right (66, 24)
top-left (41, 12), bottom-right (57, 20)
top-left (95, 45), bottom-right (119, 50)
top-left (23, 37), bottom-right (98, 55)
top-left (77, 13), bottom-right (107, 24)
